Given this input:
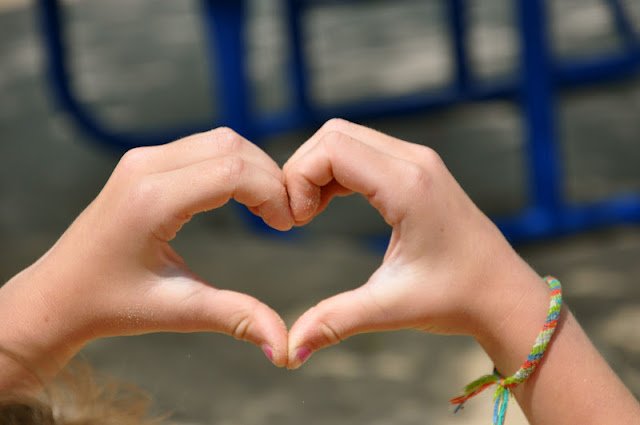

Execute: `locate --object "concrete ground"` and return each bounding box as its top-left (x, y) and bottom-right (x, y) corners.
top-left (1, 1), bottom-right (639, 424)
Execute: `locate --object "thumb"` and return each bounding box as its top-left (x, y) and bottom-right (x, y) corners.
top-left (142, 276), bottom-right (289, 367)
top-left (287, 286), bottom-right (395, 369)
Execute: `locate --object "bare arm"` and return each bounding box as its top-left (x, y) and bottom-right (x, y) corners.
top-left (478, 272), bottom-right (640, 424)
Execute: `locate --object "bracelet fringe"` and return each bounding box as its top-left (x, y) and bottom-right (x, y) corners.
top-left (450, 276), bottom-right (563, 425)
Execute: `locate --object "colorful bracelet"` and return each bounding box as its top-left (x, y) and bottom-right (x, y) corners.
top-left (450, 276), bottom-right (563, 425)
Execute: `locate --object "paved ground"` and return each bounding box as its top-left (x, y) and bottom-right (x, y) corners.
top-left (1, 1), bottom-right (639, 424)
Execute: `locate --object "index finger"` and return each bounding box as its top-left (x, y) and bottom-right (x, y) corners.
top-left (128, 155), bottom-right (294, 242)
top-left (285, 119), bottom-right (431, 170)
top-left (284, 131), bottom-right (426, 226)
top-left (120, 127), bottom-right (284, 182)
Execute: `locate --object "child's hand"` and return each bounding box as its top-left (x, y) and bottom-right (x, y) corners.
top-left (284, 119), bottom-right (548, 368)
top-left (0, 128), bottom-right (293, 385)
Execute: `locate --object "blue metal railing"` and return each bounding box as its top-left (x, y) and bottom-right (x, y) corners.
top-left (36, 0), bottom-right (640, 242)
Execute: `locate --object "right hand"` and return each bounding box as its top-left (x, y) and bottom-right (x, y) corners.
top-left (283, 119), bottom-right (548, 369)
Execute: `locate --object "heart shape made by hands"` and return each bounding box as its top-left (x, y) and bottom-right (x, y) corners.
top-left (39, 119), bottom-right (523, 377)
top-left (176, 119), bottom-right (519, 371)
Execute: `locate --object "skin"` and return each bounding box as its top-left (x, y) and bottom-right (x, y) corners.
top-left (1, 120), bottom-right (638, 423)
top-left (0, 127), bottom-right (295, 388)
top-left (283, 119), bottom-right (640, 424)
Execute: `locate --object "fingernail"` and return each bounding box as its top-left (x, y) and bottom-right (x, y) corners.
top-left (262, 344), bottom-right (274, 363)
top-left (296, 346), bottom-right (312, 365)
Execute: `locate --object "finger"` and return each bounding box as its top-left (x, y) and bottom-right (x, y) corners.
top-left (142, 156), bottom-right (293, 239)
top-left (140, 277), bottom-right (289, 367)
top-left (284, 131), bottom-right (424, 226)
top-left (285, 118), bottom-right (430, 170)
top-left (119, 128), bottom-right (283, 181)
top-left (290, 180), bottom-right (353, 226)
top-left (286, 285), bottom-right (402, 369)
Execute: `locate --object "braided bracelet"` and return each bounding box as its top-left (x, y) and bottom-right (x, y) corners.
top-left (450, 276), bottom-right (563, 425)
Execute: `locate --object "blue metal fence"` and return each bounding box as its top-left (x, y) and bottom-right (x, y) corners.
top-left (37, 0), bottom-right (640, 242)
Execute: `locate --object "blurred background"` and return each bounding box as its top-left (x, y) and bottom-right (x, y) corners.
top-left (1, 0), bottom-right (639, 424)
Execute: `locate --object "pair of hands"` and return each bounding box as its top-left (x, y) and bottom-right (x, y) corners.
top-left (1, 119), bottom-right (541, 378)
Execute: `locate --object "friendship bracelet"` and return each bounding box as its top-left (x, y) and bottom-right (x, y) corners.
top-left (450, 276), bottom-right (563, 425)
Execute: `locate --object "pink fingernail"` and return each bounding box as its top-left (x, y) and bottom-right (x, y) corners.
top-left (296, 346), bottom-right (312, 364)
top-left (262, 344), bottom-right (274, 363)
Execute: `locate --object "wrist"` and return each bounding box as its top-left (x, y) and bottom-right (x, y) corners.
top-left (0, 261), bottom-right (88, 388)
top-left (471, 258), bottom-right (552, 375)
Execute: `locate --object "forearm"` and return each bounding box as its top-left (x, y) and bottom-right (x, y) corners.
top-left (475, 267), bottom-right (640, 424)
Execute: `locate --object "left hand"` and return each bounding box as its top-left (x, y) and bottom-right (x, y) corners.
top-left (283, 119), bottom-right (546, 369)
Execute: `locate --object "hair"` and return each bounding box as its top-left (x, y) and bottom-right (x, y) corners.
top-left (0, 347), bottom-right (166, 425)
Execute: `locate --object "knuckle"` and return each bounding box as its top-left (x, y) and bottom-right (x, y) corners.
top-left (322, 117), bottom-right (351, 134)
top-left (210, 126), bottom-right (237, 139)
top-left (231, 314), bottom-right (252, 341)
top-left (415, 145), bottom-right (444, 169)
top-left (218, 155), bottom-right (245, 186)
top-left (376, 163), bottom-right (431, 226)
top-left (209, 126), bottom-right (243, 154)
top-left (320, 130), bottom-right (351, 154)
top-left (311, 301), bottom-right (343, 347)
top-left (318, 320), bottom-right (342, 347)
top-left (404, 163), bottom-right (431, 196)
top-left (229, 301), bottom-right (259, 341)
top-left (119, 177), bottom-right (167, 237)
top-left (117, 147), bottom-right (153, 176)
top-left (127, 176), bottom-right (161, 210)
